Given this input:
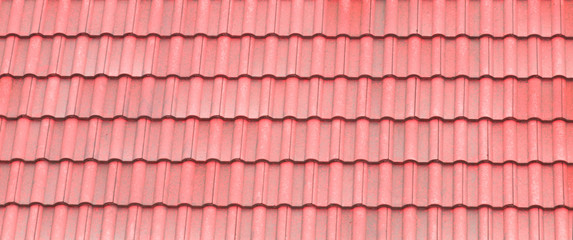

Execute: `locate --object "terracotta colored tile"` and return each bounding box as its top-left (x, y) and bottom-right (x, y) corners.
top-left (1, 76), bottom-right (572, 121)
top-left (1, 1), bottom-right (572, 238)
top-left (0, 0), bottom-right (570, 38)
top-left (4, 118), bottom-right (573, 164)
top-left (0, 160), bottom-right (570, 209)
top-left (1, 36), bottom-right (573, 79)
top-left (0, 205), bottom-right (571, 240)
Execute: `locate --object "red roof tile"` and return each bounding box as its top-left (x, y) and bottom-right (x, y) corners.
top-left (1, 76), bottom-right (573, 120)
top-left (1, 0), bottom-right (573, 38)
top-left (1, 205), bottom-right (571, 240)
top-left (1, 0), bottom-right (572, 239)
top-left (1, 118), bottom-right (572, 164)
top-left (2, 36), bottom-right (573, 78)
top-left (0, 160), bottom-right (571, 208)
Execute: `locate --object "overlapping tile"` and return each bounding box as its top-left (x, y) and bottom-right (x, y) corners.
top-left (0, 0), bottom-right (572, 38)
top-left (0, 161), bottom-right (571, 208)
top-left (1, 0), bottom-right (572, 238)
top-left (1, 76), bottom-right (573, 121)
top-left (1, 118), bottom-right (572, 163)
top-left (0, 205), bottom-right (571, 240)
top-left (1, 36), bottom-right (572, 79)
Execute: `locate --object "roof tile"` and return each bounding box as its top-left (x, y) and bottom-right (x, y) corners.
top-left (1, 0), bottom-right (572, 238)
top-left (1, 118), bottom-right (572, 164)
top-left (1, 36), bottom-right (573, 78)
top-left (1, 76), bottom-right (572, 120)
top-left (0, 161), bottom-right (571, 208)
top-left (1, 0), bottom-right (572, 38)
top-left (0, 205), bottom-right (571, 240)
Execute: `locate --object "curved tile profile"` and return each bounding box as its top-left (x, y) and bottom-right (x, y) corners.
top-left (0, 161), bottom-right (571, 208)
top-left (0, 0), bottom-right (572, 38)
top-left (1, 35), bottom-right (572, 79)
top-left (1, 76), bottom-right (572, 121)
top-left (0, 205), bottom-right (571, 240)
top-left (0, 118), bottom-right (571, 164)
top-left (1, 0), bottom-right (572, 239)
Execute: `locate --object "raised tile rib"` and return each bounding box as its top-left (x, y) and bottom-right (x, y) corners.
top-left (0, 204), bottom-right (571, 240)
top-left (1, 118), bottom-right (572, 164)
top-left (0, 161), bottom-right (571, 208)
top-left (1, 76), bottom-right (572, 121)
top-left (0, 0), bottom-right (572, 38)
top-left (1, 36), bottom-right (573, 79)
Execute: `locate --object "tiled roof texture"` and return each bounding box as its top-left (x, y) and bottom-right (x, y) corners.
top-left (1, 0), bottom-right (573, 37)
top-left (2, 76), bottom-right (573, 120)
top-left (2, 36), bottom-right (573, 79)
top-left (2, 205), bottom-right (572, 240)
top-left (1, 160), bottom-right (573, 208)
top-left (1, 118), bottom-right (573, 163)
top-left (0, 0), bottom-right (572, 239)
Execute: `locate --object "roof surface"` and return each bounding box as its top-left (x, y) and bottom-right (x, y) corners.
top-left (0, 0), bottom-right (573, 239)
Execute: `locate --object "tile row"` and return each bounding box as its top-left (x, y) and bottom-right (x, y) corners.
top-left (2, 76), bottom-right (573, 121)
top-left (0, 205), bottom-right (571, 240)
top-left (1, 0), bottom-right (572, 38)
top-left (2, 35), bottom-right (573, 79)
top-left (0, 160), bottom-right (571, 208)
top-left (1, 118), bottom-right (571, 164)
